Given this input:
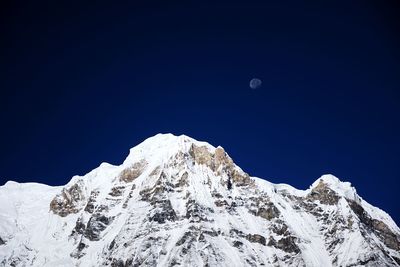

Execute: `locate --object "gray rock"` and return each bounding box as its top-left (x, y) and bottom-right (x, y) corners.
top-left (84, 214), bottom-right (113, 241)
top-left (50, 182), bottom-right (85, 217)
top-left (307, 181), bottom-right (340, 205)
top-left (268, 236), bottom-right (300, 254)
top-left (246, 234), bottom-right (266, 246)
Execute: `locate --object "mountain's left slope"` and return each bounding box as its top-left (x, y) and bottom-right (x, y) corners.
top-left (0, 134), bottom-right (399, 267)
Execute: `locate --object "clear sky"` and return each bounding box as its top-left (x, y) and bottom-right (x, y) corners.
top-left (1, 1), bottom-right (399, 223)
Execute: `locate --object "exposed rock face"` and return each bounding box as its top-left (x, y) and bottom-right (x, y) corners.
top-left (372, 220), bottom-right (400, 251)
top-left (1, 134), bottom-right (399, 267)
top-left (185, 199), bottom-right (213, 222)
top-left (84, 190), bottom-right (99, 213)
top-left (84, 214), bottom-right (113, 241)
top-left (71, 217), bottom-right (86, 238)
top-left (119, 159), bottom-right (147, 182)
top-left (189, 144), bottom-right (253, 187)
top-left (214, 147), bottom-right (232, 169)
top-left (268, 236), bottom-right (300, 254)
top-left (175, 171), bottom-right (189, 187)
top-left (122, 184), bottom-right (136, 208)
top-left (348, 198), bottom-right (400, 251)
top-left (246, 234), bottom-right (266, 246)
top-left (189, 144), bottom-right (214, 168)
top-left (255, 202), bottom-right (280, 220)
top-left (49, 181), bottom-right (85, 217)
top-left (150, 200), bottom-right (177, 224)
top-left (70, 241), bottom-right (88, 259)
top-left (271, 221), bottom-right (289, 236)
top-left (109, 186), bottom-right (125, 197)
top-left (307, 180), bottom-right (340, 205)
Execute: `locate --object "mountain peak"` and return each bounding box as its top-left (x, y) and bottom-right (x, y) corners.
top-left (134, 133), bottom-right (214, 148)
top-left (1, 135), bottom-right (400, 266)
top-left (310, 174), bottom-right (359, 201)
top-left (122, 133), bottom-right (217, 166)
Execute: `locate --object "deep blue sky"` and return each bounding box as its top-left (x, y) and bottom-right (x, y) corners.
top-left (1, 1), bottom-right (399, 223)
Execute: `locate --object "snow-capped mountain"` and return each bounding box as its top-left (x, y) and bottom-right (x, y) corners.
top-left (1, 134), bottom-right (399, 266)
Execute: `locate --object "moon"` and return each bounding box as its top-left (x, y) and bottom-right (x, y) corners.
top-left (249, 78), bottom-right (262, 89)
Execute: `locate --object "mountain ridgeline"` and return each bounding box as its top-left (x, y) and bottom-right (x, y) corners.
top-left (0, 134), bottom-right (399, 266)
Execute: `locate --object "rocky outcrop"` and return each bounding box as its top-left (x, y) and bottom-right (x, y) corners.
top-left (214, 199), bottom-right (229, 207)
top-left (189, 144), bottom-right (253, 187)
top-left (175, 171), bottom-right (189, 188)
top-left (246, 234), bottom-right (266, 246)
top-left (371, 220), bottom-right (400, 251)
top-left (308, 181), bottom-right (340, 205)
top-left (348, 199), bottom-right (400, 251)
top-left (150, 200), bottom-right (177, 224)
top-left (140, 181), bottom-right (169, 204)
top-left (109, 186), bottom-right (125, 197)
top-left (256, 202), bottom-right (280, 220)
top-left (50, 182), bottom-right (85, 217)
top-left (232, 240), bottom-right (243, 248)
top-left (247, 195), bottom-right (281, 220)
top-left (70, 241), bottom-right (88, 259)
top-left (189, 144), bottom-right (214, 168)
top-left (229, 229), bottom-right (267, 246)
top-left (108, 258), bottom-right (133, 267)
top-left (84, 213), bottom-right (114, 241)
top-left (122, 184), bottom-right (136, 208)
top-left (176, 231), bottom-right (196, 246)
top-left (228, 169), bottom-right (253, 187)
top-left (0, 236), bottom-right (5, 245)
top-left (119, 160), bottom-right (147, 182)
top-left (185, 199), bottom-right (214, 222)
top-left (71, 217), bottom-right (86, 238)
top-left (271, 221), bottom-right (289, 236)
top-left (84, 190), bottom-right (99, 213)
top-left (268, 236), bottom-right (300, 254)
